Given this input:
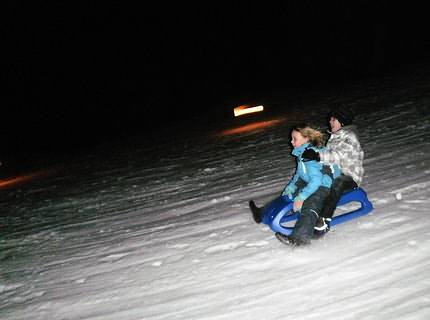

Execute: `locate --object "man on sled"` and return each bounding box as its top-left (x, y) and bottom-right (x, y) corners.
top-left (301, 106), bottom-right (364, 235)
top-left (249, 106), bottom-right (368, 246)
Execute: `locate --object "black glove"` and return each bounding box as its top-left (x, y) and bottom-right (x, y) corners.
top-left (302, 148), bottom-right (320, 162)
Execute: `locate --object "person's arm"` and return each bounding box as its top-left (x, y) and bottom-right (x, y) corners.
top-left (295, 162), bottom-right (323, 202)
top-left (319, 136), bottom-right (357, 166)
top-left (291, 162), bottom-right (323, 211)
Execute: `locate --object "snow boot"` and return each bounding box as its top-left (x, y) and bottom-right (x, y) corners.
top-left (313, 217), bottom-right (331, 238)
top-left (249, 200), bottom-right (262, 224)
top-left (275, 232), bottom-right (309, 246)
top-left (314, 217), bottom-right (331, 232)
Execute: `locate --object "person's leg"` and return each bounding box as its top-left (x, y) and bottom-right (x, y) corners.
top-left (249, 200), bottom-right (262, 223)
top-left (314, 175), bottom-right (358, 234)
top-left (320, 175), bottom-right (357, 220)
top-left (286, 186), bottom-right (330, 244)
top-left (250, 178), bottom-right (307, 224)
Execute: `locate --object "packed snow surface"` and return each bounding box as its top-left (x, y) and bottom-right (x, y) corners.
top-left (1, 68), bottom-right (430, 319)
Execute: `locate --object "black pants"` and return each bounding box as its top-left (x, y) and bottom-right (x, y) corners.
top-left (291, 186), bottom-right (330, 242)
top-left (320, 175), bottom-right (358, 219)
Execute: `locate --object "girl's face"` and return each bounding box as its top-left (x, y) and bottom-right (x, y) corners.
top-left (291, 130), bottom-right (309, 148)
top-left (329, 116), bottom-right (342, 132)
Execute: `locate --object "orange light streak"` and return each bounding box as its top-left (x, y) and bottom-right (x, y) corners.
top-left (0, 171), bottom-right (52, 189)
top-left (219, 119), bottom-right (284, 136)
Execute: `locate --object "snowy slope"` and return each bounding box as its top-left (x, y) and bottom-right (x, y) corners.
top-left (1, 66), bottom-right (430, 320)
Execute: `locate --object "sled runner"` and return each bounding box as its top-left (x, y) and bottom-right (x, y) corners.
top-left (261, 187), bottom-right (373, 236)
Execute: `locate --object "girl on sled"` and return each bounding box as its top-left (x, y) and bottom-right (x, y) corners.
top-left (250, 125), bottom-right (341, 246)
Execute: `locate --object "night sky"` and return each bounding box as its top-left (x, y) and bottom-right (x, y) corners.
top-left (3, 1), bottom-right (430, 161)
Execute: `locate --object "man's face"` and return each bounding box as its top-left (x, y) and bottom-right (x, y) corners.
top-left (330, 117), bottom-right (342, 132)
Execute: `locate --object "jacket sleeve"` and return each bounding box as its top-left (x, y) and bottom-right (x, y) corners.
top-left (319, 146), bottom-right (343, 166)
top-left (295, 162), bottom-right (323, 201)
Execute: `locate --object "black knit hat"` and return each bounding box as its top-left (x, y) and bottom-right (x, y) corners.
top-left (328, 106), bottom-right (354, 127)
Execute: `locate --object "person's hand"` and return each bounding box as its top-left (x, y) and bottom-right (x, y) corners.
top-left (301, 148), bottom-right (320, 162)
top-left (293, 200), bottom-right (304, 212)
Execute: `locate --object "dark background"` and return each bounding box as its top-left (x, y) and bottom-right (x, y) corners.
top-left (3, 1), bottom-right (430, 162)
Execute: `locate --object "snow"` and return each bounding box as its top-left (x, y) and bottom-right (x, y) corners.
top-left (1, 67), bottom-right (430, 319)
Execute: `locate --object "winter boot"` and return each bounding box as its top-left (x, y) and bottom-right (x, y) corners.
top-left (249, 200), bottom-right (262, 224)
top-left (314, 217), bottom-right (331, 232)
top-left (313, 217), bottom-right (331, 238)
top-left (275, 232), bottom-right (309, 246)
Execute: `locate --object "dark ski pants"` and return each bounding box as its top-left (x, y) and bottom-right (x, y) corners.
top-left (291, 186), bottom-right (330, 242)
top-left (320, 175), bottom-right (358, 220)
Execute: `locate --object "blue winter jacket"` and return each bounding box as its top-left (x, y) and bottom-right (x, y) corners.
top-left (285, 143), bottom-right (341, 201)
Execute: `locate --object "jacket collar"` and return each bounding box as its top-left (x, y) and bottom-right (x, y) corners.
top-left (292, 142), bottom-right (311, 157)
top-left (328, 124), bottom-right (357, 136)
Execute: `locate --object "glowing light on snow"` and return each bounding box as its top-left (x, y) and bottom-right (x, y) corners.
top-left (0, 175), bottom-right (35, 188)
top-left (233, 105), bottom-right (264, 117)
top-left (0, 171), bottom-right (53, 189)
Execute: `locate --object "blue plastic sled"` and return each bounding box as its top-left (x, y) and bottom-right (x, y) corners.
top-left (261, 187), bottom-right (373, 236)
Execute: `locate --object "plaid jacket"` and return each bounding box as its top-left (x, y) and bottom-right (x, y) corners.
top-left (319, 125), bottom-right (364, 186)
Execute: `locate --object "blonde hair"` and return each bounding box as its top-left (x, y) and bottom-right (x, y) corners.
top-left (291, 125), bottom-right (325, 147)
